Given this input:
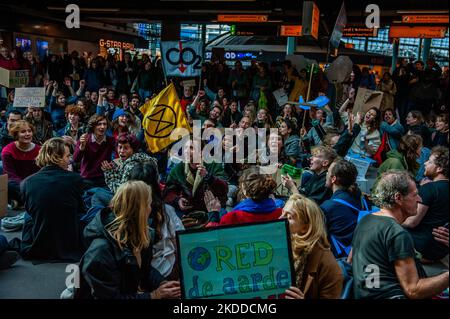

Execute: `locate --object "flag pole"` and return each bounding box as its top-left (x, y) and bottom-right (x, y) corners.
top-left (301, 63), bottom-right (315, 130)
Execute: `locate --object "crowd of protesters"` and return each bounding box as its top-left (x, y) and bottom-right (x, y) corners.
top-left (0, 44), bottom-right (448, 299)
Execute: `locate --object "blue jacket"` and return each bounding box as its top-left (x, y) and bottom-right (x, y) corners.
top-left (47, 95), bottom-right (78, 129)
top-left (380, 120), bottom-right (404, 150)
top-left (320, 189), bottom-right (362, 257)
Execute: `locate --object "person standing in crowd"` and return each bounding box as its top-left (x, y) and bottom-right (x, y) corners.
top-left (288, 68), bottom-right (309, 103)
top-left (403, 146), bottom-right (449, 262)
top-left (350, 107), bottom-right (381, 158)
top-left (133, 61), bottom-right (156, 100)
top-left (228, 60), bottom-right (249, 108)
top-left (24, 106), bottom-right (54, 145)
top-left (358, 67), bottom-right (376, 90)
top-left (431, 113), bottom-right (449, 147)
top-left (76, 181), bottom-right (181, 299)
top-left (392, 58), bottom-right (411, 125)
top-left (73, 114), bottom-right (115, 188)
top-left (1, 120), bottom-right (40, 209)
top-left (350, 170), bottom-right (449, 299)
top-left (378, 72), bottom-right (397, 113)
top-left (380, 108), bottom-right (404, 151)
top-left (20, 138), bottom-right (85, 261)
top-left (283, 194), bottom-right (343, 299)
top-left (321, 159), bottom-right (364, 258)
top-left (0, 46), bottom-right (21, 70)
top-left (283, 146), bottom-right (337, 205)
top-left (83, 59), bottom-right (104, 93)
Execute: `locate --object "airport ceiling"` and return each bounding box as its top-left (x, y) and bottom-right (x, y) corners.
top-left (1, 0), bottom-right (448, 33)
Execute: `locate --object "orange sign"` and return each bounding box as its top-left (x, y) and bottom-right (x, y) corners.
top-left (99, 39), bottom-right (135, 50)
top-left (343, 27), bottom-right (378, 37)
top-left (402, 15), bottom-right (449, 24)
top-left (311, 2), bottom-right (320, 40)
top-left (280, 25), bottom-right (302, 37)
top-left (217, 15), bottom-right (268, 23)
top-left (389, 26), bottom-right (447, 38)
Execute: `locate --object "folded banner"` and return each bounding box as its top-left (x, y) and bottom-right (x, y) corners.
top-left (161, 41), bottom-right (202, 77)
top-left (140, 83), bottom-right (192, 153)
top-left (177, 220), bottom-right (294, 299)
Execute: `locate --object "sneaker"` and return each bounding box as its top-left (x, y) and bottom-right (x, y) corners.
top-left (0, 251), bottom-right (20, 270)
top-left (1, 212), bottom-right (26, 232)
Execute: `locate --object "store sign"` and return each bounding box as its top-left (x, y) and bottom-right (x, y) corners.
top-left (343, 27), bottom-right (378, 37)
top-left (205, 51), bottom-right (257, 61)
top-left (217, 15), bottom-right (268, 23)
top-left (389, 26), bottom-right (447, 38)
top-left (279, 25), bottom-right (302, 37)
top-left (99, 39), bottom-right (135, 50)
top-left (401, 15), bottom-right (449, 24)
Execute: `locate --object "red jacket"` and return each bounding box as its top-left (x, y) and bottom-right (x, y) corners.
top-left (0, 57), bottom-right (21, 70)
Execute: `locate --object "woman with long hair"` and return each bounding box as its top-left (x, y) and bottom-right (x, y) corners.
top-left (283, 194), bottom-right (343, 299)
top-left (279, 118), bottom-right (301, 167)
top-left (77, 181), bottom-right (181, 299)
top-left (129, 161), bottom-right (184, 280)
top-left (350, 107), bottom-right (382, 157)
top-left (375, 134), bottom-right (423, 186)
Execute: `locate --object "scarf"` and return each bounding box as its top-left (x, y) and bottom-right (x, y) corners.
top-left (294, 248), bottom-right (311, 291)
top-left (232, 198), bottom-right (277, 214)
top-left (185, 163), bottom-right (203, 197)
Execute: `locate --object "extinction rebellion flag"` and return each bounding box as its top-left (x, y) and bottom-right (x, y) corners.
top-left (140, 83), bottom-right (192, 153)
top-left (161, 41), bottom-right (203, 77)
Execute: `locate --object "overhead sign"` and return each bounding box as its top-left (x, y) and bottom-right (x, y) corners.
top-left (13, 87), bottom-right (45, 108)
top-left (343, 27), bottom-right (378, 37)
top-left (177, 220), bottom-right (294, 299)
top-left (217, 15), bottom-right (268, 23)
top-left (329, 1), bottom-right (347, 48)
top-left (280, 25), bottom-right (302, 37)
top-left (161, 41), bottom-right (202, 77)
top-left (230, 25), bottom-right (278, 36)
top-left (401, 15), bottom-right (449, 24)
top-left (389, 26), bottom-right (447, 38)
top-left (302, 1), bottom-right (320, 40)
top-left (99, 39), bottom-right (135, 50)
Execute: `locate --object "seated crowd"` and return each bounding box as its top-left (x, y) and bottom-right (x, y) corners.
top-left (0, 46), bottom-right (448, 299)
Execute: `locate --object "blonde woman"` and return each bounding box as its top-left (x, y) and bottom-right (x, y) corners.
top-left (282, 194), bottom-right (343, 299)
top-left (77, 181), bottom-right (181, 299)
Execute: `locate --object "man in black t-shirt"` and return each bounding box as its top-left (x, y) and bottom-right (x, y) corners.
top-left (403, 146), bottom-right (449, 261)
top-left (351, 170), bottom-right (449, 299)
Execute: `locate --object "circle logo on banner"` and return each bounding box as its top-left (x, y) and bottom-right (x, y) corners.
top-left (165, 46), bottom-right (202, 71)
top-left (187, 247), bottom-right (211, 271)
top-left (144, 104), bottom-right (177, 138)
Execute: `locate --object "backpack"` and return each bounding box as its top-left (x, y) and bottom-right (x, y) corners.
top-left (329, 197), bottom-right (375, 257)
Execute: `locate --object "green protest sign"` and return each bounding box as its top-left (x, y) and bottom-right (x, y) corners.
top-left (176, 220), bottom-right (294, 299)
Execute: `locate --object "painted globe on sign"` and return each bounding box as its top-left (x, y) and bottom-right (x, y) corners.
top-left (187, 247), bottom-right (211, 271)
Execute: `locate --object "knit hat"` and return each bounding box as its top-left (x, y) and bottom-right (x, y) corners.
top-left (112, 108), bottom-right (127, 121)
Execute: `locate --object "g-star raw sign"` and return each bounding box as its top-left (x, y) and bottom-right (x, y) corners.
top-left (161, 41), bottom-right (202, 77)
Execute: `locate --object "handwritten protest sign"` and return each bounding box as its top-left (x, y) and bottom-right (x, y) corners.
top-left (352, 88), bottom-right (383, 115)
top-left (0, 68), bottom-right (29, 88)
top-left (177, 220), bottom-right (294, 299)
top-left (13, 87), bottom-right (46, 108)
